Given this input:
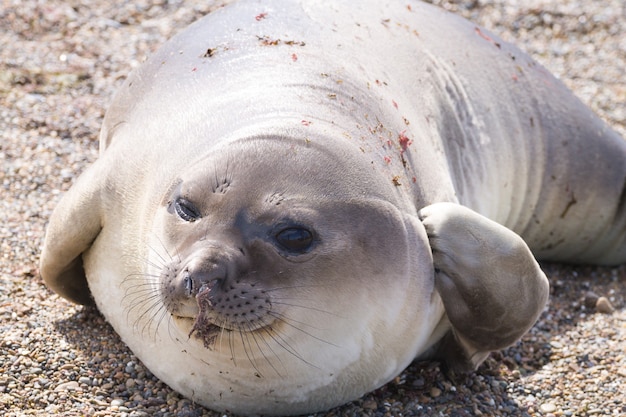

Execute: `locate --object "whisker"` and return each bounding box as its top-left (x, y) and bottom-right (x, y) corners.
top-left (239, 328), bottom-right (263, 377)
top-left (117, 234), bottom-right (187, 345)
top-left (270, 301), bottom-right (344, 318)
top-left (264, 310), bottom-right (325, 331)
top-left (166, 312), bottom-right (178, 344)
top-left (217, 319), bottom-right (228, 353)
top-left (136, 295), bottom-right (167, 334)
top-left (268, 311), bottom-right (340, 348)
top-left (153, 302), bottom-right (173, 341)
top-left (244, 320), bottom-right (284, 377)
top-left (123, 272), bottom-right (162, 280)
top-left (148, 237), bottom-right (176, 265)
top-left (122, 284), bottom-right (159, 298)
top-left (229, 326), bottom-right (237, 367)
top-left (122, 289), bottom-right (161, 310)
top-left (263, 284), bottom-right (332, 293)
top-left (122, 282), bottom-right (157, 292)
top-left (145, 232), bottom-right (179, 265)
top-left (255, 318), bottom-right (320, 369)
top-left (120, 280), bottom-right (156, 289)
top-left (121, 253), bottom-right (167, 271)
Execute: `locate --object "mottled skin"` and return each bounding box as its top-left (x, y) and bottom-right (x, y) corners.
top-left (40, 0), bottom-right (626, 415)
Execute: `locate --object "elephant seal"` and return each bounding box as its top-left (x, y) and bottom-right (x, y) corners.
top-left (40, 0), bottom-right (626, 415)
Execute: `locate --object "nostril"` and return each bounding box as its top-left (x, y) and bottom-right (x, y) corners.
top-left (183, 272), bottom-right (194, 296)
top-left (180, 268), bottom-right (223, 298)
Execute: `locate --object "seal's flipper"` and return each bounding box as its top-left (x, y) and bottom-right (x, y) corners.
top-left (418, 202), bottom-right (549, 372)
top-left (40, 163), bottom-right (105, 305)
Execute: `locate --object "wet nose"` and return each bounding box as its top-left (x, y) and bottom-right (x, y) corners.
top-left (183, 262), bottom-right (227, 297)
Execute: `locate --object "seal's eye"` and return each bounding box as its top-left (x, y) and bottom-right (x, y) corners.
top-left (174, 198), bottom-right (201, 222)
top-left (275, 227), bottom-right (314, 253)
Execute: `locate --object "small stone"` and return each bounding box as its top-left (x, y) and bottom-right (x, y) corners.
top-left (412, 377), bottom-right (425, 388)
top-left (540, 402), bottom-right (557, 413)
top-left (595, 297), bottom-right (614, 314)
top-left (54, 381), bottom-right (80, 392)
top-left (78, 377), bottom-right (91, 386)
top-left (583, 291), bottom-right (599, 308)
top-left (362, 399), bottom-right (377, 410)
top-left (430, 387), bottom-right (442, 397)
top-left (111, 398), bottom-right (124, 407)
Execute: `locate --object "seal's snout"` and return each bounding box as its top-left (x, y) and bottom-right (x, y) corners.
top-left (182, 263), bottom-right (226, 298)
top-left (160, 239), bottom-right (250, 319)
top-left (178, 238), bottom-right (248, 296)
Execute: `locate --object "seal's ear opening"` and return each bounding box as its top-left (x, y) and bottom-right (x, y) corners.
top-left (40, 163), bottom-right (105, 306)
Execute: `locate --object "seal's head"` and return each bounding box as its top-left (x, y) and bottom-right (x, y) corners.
top-left (121, 134), bottom-right (441, 414)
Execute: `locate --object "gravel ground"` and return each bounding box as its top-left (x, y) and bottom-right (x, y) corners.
top-left (1, 0), bottom-right (624, 416)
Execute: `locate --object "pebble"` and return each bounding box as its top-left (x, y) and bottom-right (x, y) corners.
top-left (78, 376), bottom-right (91, 386)
top-left (412, 377), bottom-right (425, 388)
top-left (429, 387), bottom-right (442, 397)
top-left (540, 402), bottom-right (557, 413)
top-left (1, 1), bottom-right (624, 417)
top-left (362, 399), bottom-right (377, 410)
top-left (54, 381), bottom-right (80, 392)
top-left (584, 291), bottom-right (599, 308)
top-left (549, 341), bottom-right (563, 349)
top-left (595, 297), bottom-right (615, 314)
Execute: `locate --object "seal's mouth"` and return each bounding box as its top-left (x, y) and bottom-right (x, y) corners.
top-left (170, 306), bottom-right (229, 350)
top-left (189, 317), bottom-right (223, 349)
top-left (186, 286), bottom-right (218, 347)
top-left (172, 285), bottom-right (272, 348)
top-left (164, 271), bottom-right (275, 349)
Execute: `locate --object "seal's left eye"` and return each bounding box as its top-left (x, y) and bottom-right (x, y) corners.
top-left (174, 198), bottom-right (201, 222)
top-left (275, 227), bottom-right (314, 253)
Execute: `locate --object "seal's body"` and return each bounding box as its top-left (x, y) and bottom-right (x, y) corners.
top-left (41, 0), bottom-right (625, 415)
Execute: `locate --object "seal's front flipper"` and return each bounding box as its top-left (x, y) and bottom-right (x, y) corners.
top-left (40, 162), bottom-right (106, 306)
top-left (418, 202), bottom-right (549, 372)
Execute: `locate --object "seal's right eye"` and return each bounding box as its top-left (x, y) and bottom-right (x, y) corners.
top-left (275, 227), bottom-right (314, 254)
top-left (174, 198), bottom-right (201, 222)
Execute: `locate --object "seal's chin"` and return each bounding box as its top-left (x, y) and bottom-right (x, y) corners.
top-left (170, 314), bottom-right (196, 334)
top-left (170, 304), bottom-right (272, 350)
top-left (170, 313), bottom-right (225, 349)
